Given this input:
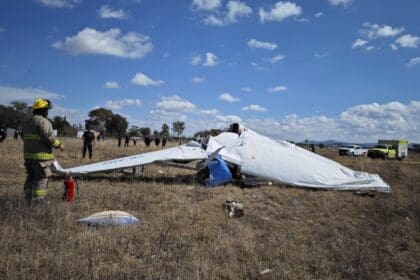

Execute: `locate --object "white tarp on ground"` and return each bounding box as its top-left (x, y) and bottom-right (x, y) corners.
top-left (206, 129), bottom-right (390, 192)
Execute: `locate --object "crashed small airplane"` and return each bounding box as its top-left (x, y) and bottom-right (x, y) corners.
top-left (53, 123), bottom-right (390, 193)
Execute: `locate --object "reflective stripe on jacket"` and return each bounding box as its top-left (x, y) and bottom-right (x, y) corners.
top-left (22, 115), bottom-right (61, 160)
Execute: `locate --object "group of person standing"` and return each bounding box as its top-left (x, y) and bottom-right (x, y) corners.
top-left (117, 135), bottom-right (167, 148)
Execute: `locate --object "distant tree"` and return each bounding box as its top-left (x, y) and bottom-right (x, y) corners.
top-left (128, 125), bottom-right (141, 137)
top-left (85, 108), bottom-right (113, 132)
top-left (105, 114), bottom-right (128, 137)
top-left (172, 121), bottom-right (185, 144)
top-left (161, 123), bottom-right (170, 139)
top-left (10, 101), bottom-right (30, 117)
top-left (0, 101), bottom-right (30, 128)
top-left (139, 127), bottom-right (151, 138)
top-left (51, 116), bottom-right (77, 137)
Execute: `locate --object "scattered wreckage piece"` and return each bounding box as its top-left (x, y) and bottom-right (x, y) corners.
top-left (78, 211), bottom-right (140, 226)
top-left (224, 201), bottom-right (244, 217)
top-left (53, 123), bottom-right (390, 193)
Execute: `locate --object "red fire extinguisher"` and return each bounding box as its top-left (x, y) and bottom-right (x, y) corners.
top-left (63, 176), bottom-right (78, 202)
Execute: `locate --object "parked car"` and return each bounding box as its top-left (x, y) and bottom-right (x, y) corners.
top-left (338, 145), bottom-right (367, 156)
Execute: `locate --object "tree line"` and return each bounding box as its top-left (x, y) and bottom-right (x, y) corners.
top-left (0, 101), bottom-right (185, 140)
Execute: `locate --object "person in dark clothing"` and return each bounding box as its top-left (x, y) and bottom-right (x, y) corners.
top-left (155, 136), bottom-right (160, 147)
top-left (117, 135), bottom-right (122, 147)
top-left (14, 130), bottom-right (20, 140)
top-left (0, 125), bottom-right (7, 143)
top-left (124, 135), bottom-right (130, 147)
top-left (161, 137), bottom-right (167, 147)
top-left (82, 130), bottom-right (96, 159)
top-left (310, 144), bottom-right (316, 153)
top-left (133, 137), bottom-right (137, 146)
top-left (144, 136), bottom-right (151, 147)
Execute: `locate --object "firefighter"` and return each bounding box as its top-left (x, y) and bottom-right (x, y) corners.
top-left (21, 98), bottom-right (64, 205)
top-left (82, 128), bottom-right (95, 159)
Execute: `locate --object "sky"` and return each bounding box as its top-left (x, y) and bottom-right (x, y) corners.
top-left (0, 0), bottom-right (419, 142)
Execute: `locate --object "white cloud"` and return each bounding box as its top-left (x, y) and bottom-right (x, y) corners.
top-left (352, 38), bottom-right (369, 49)
top-left (105, 99), bottom-right (143, 110)
top-left (219, 93), bottom-right (240, 102)
top-left (242, 104), bottom-right (267, 112)
top-left (328, 0), bottom-right (352, 6)
top-left (98, 5), bottom-right (127, 19)
top-left (142, 100), bottom-right (420, 142)
top-left (53, 28), bottom-right (153, 59)
top-left (294, 17), bottom-right (309, 23)
top-left (155, 95), bottom-right (196, 112)
top-left (339, 101), bottom-right (420, 139)
top-left (36, 0), bottom-right (80, 8)
top-left (131, 72), bottom-right (164, 86)
top-left (362, 22), bottom-right (404, 39)
top-left (191, 52), bottom-right (218, 66)
top-left (191, 54), bottom-right (202, 65)
top-left (259, 1), bottom-right (302, 23)
top-left (251, 62), bottom-right (268, 71)
top-left (268, 86), bottom-right (287, 93)
top-left (268, 54), bottom-right (285, 64)
top-left (149, 109), bottom-right (188, 122)
top-left (0, 85), bottom-right (63, 104)
top-left (390, 44), bottom-right (398, 51)
top-left (406, 57), bottom-right (420, 67)
top-left (396, 34), bottom-right (420, 48)
top-left (226, 1), bottom-right (253, 23)
top-left (216, 114), bottom-right (243, 124)
top-left (241, 87), bottom-right (252, 93)
top-left (105, 81), bottom-right (120, 89)
top-left (200, 1), bottom-right (252, 26)
top-left (203, 15), bottom-right (225, 26)
top-left (314, 52), bottom-right (327, 58)
top-left (192, 0), bottom-right (222, 11)
top-left (190, 76), bottom-right (206, 83)
top-left (315, 12), bottom-right (323, 18)
top-left (200, 109), bottom-right (219, 115)
top-left (203, 52), bottom-right (219, 66)
top-left (365, 46), bottom-right (375, 51)
top-left (247, 38), bottom-right (278, 50)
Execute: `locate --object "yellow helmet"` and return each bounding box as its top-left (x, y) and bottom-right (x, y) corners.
top-left (32, 98), bottom-right (52, 110)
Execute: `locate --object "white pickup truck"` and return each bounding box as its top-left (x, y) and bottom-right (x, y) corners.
top-left (338, 145), bottom-right (367, 156)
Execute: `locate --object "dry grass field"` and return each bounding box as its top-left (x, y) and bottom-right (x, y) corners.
top-left (0, 137), bottom-right (419, 279)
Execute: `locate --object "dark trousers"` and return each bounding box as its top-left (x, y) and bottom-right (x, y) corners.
top-left (83, 142), bottom-right (93, 158)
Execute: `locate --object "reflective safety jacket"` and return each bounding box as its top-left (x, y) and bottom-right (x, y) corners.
top-left (22, 114), bottom-right (61, 161)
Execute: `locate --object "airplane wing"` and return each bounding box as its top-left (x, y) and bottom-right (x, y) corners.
top-left (206, 129), bottom-right (390, 193)
top-left (53, 141), bottom-right (208, 176)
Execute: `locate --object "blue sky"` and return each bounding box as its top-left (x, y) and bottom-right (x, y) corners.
top-left (0, 0), bottom-right (419, 142)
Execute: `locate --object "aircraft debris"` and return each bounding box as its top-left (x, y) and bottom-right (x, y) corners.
top-left (52, 123), bottom-right (390, 193)
top-left (78, 210), bottom-right (140, 226)
top-left (260, 269), bottom-right (273, 275)
top-left (224, 201), bottom-right (244, 217)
